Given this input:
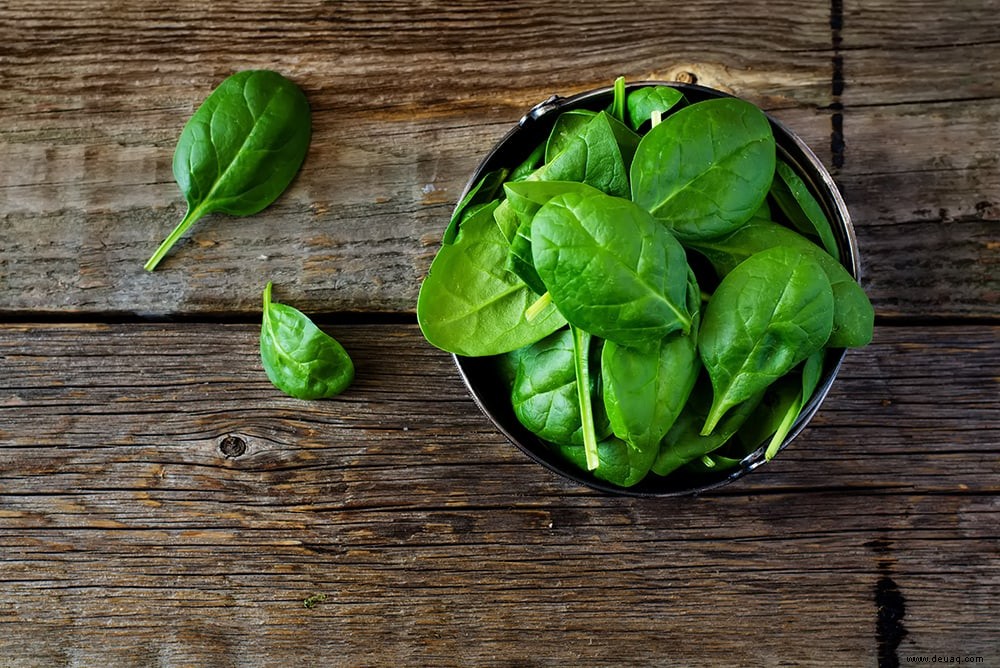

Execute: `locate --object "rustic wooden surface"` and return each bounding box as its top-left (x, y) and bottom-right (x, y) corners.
top-left (0, 1), bottom-right (997, 666)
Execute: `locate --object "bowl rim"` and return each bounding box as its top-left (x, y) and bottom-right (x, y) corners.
top-left (450, 81), bottom-right (861, 497)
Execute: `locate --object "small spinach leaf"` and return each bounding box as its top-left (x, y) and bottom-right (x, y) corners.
top-left (531, 190), bottom-right (693, 348)
top-left (530, 111), bottom-right (634, 199)
top-left (687, 220), bottom-right (874, 347)
top-left (510, 328), bottom-right (609, 447)
top-left (146, 70), bottom-right (311, 271)
top-left (626, 86), bottom-right (685, 131)
top-left (699, 246), bottom-right (834, 434)
top-left (557, 436), bottom-right (657, 488)
top-left (417, 201), bottom-right (566, 356)
top-left (260, 282), bottom-right (354, 399)
top-left (770, 159), bottom-right (840, 258)
top-left (630, 98), bottom-right (775, 241)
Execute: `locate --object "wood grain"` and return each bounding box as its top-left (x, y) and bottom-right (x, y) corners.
top-left (0, 324), bottom-right (997, 665)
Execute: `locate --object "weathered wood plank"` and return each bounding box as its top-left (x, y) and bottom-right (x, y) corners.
top-left (0, 323), bottom-right (997, 664)
top-left (0, 2), bottom-right (838, 317)
top-left (837, 0), bottom-right (1000, 318)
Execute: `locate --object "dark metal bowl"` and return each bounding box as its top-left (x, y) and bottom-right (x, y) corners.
top-left (452, 82), bottom-right (861, 496)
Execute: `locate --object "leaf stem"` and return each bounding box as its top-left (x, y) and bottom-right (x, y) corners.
top-left (611, 76), bottom-right (626, 124)
top-left (571, 325), bottom-right (600, 471)
top-left (764, 391), bottom-right (803, 461)
top-left (143, 204), bottom-right (207, 272)
top-left (525, 291), bottom-right (552, 321)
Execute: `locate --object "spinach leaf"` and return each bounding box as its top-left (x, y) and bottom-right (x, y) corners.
top-left (529, 111), bottom-right (634, 199)
top-left (770, 159), bottom-right (840, 258)
top-left (687, 220), bottom-right (874, 347)
top-left (443, 167), bottom-right (509, 245)
top-left (504, 180), bottom-right (605, 294)
top-left (558, 436), bottom-right (657, 488)
top-left (260, 282), bottom-right (354, 399)
top-left (531, 190), bottom-right (693, 348)
top-left (145, 70), bottom-right (311, 271)
top-left (698, 246), bottom-right (834, 434)
top-left (601, 271), bottom-right (701, 451)
top-left (510, 328), bottom-right (610, 447)
top-left (651, 375), bottom-right (765, 477)
top-left (417, 200), bottom-right (566, 356)
top-left (630, 98), bottom-right (775, 241)
top-left (626, 86), bottom-right (685, 131)
top-left (545, 110), bottom-right (597, 163)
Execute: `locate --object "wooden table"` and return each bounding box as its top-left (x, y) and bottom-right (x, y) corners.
top-left (2, 2), bottom-right (997, 665)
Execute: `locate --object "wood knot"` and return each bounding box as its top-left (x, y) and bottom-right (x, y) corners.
top-left (219, 435), bottom-right (247, 459)
top-left (676, 71), bottom-right (698, 84)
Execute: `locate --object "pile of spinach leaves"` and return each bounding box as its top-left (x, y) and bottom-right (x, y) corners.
top-left (419, 79), bottom-right (875, 489)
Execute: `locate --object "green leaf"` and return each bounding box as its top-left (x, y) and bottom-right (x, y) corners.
top-left (417, 201), bottom-right (566, 356)
top-left (531, 190), bottom-right (693, 348)
top-left (146, 70), bottom-right (311, 271)
top-left (770, 160), bottom-right (840, 259)
top-left (625, 86), bottom-right (685, 130)
top-left (699, 246), bottom-right (834, 434)
top-left (260, 282), bottom-right (354, 400)
top-left (530, 111), bottom-right (634, 199)
top-left (557, 436), bottom-right (657, 488)
top-left (509, 328), bottom-right (609, 447)
top-left (630, 98), bottom-right (775, 241)
top-left (686, 220), bottom-right (874, 348)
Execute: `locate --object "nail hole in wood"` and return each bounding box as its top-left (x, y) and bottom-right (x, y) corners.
top-left (220, 436), bottom-right (247, 459)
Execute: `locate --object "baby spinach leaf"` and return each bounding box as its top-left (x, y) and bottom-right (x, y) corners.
top-left (698, 246), bottom-right (834, 434)
top-left (510, 328), bottom-right (610, 447)
top-left (625, 86), bottom-right (685, 131)
top-left (630, 98), bottom-right (775, 241)
top-left (601, 272), bottom-right (701, 451)
top-left (687, 220), bottom-right (874, 348)
top-left (558, 436), bottom-right (658, 488)
top-left (145, 70), bottom-right (311, 271)
top-left (529, 111), bottom-right (634, 199)
top-left (443, 167), bottom-right (509, 245)
top-left (260, 282), bottom-right (354, 400)
top-left (510, 143), bottom-right (546, 181)
top-left (417, 201), bottom-right (566, 356)
top-left (545, 110), bottom-right (597, 163)
top-left (651, 375), bottom-right (764, 477)
top-left (770, 160), bottom-right (840, 259)
top-left (531, 190), bottom-right (693, 348)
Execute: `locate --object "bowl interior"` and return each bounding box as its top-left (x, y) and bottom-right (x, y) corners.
top-left (453, 82), bottom-right (858, 496)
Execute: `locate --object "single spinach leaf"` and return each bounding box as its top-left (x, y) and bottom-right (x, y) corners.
top-left (443, 167), bottom-right (509, 245)
top-left (417, 201), bottom-right (566, 356)
top-left (557, 436), bottom-right (657, 488)
top-left (601, 272), bottom-right (701, 451)
top-left (260, 282), bottom-right (354, 399)
top-left (770, 159), bottom-right (840, 259)
top-left (531, 190), bottom-right (693, 348)
top-left (651, 375), bottom-right (764, 477)
top-left (545, 110), bottom-right (597, 163)
top-left (146, 70), bottom-right (311, 271)
top-left (626, 86), bottom-right (685, 131)
top-left (510, 328), bottom-right (610, 446)
top-left (529, 111), bottom-right (634, 199)
top-left (687, 220), bottom-right (874, 348)
top-left (630, 98), bottom-right (775, 241)
top-left (699, 246), bottom-right (834, 434)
